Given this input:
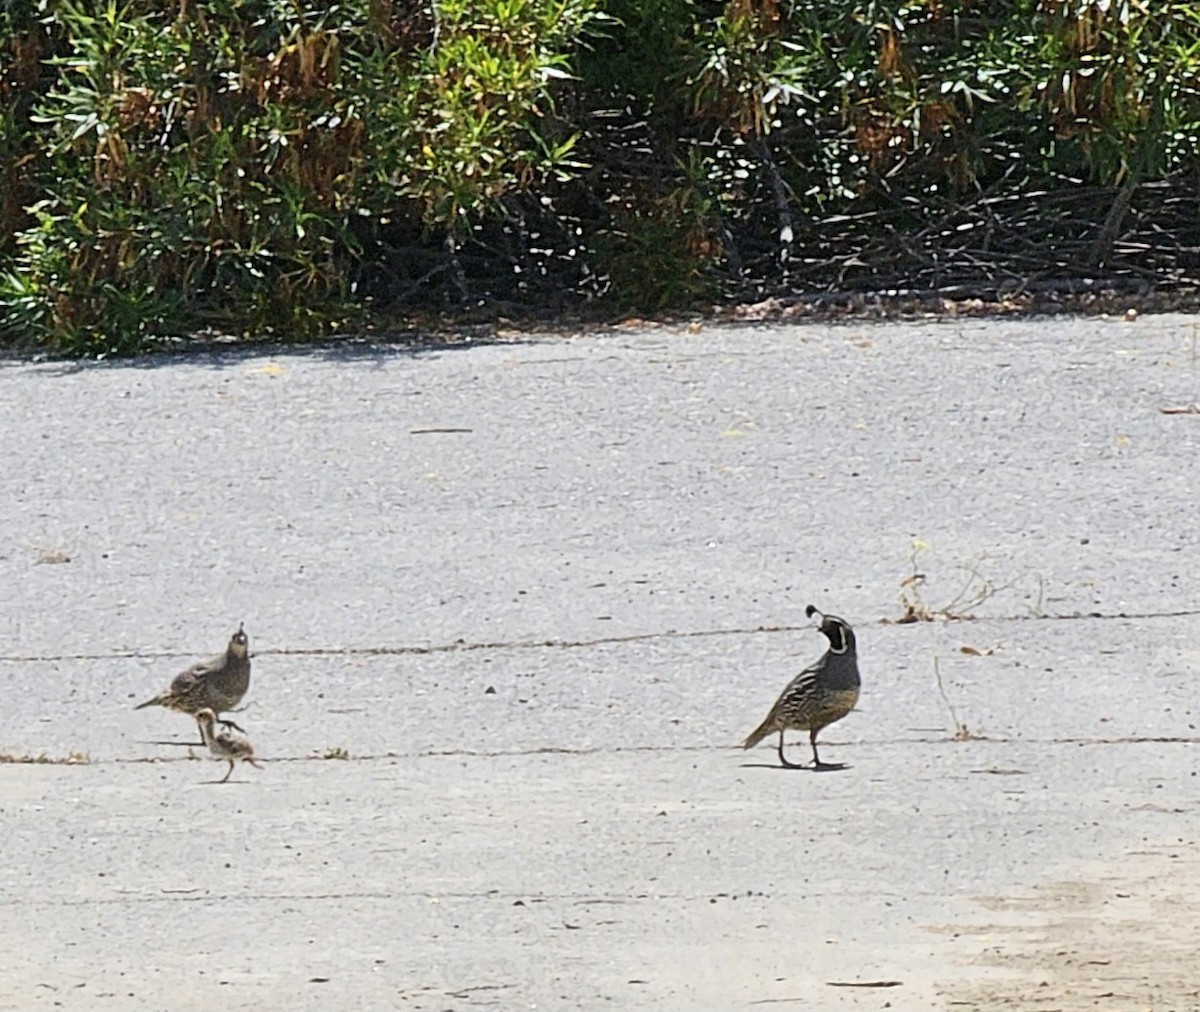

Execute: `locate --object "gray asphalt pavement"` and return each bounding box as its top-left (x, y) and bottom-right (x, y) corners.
top-left (1, 314), bottom-right (1198, 1011)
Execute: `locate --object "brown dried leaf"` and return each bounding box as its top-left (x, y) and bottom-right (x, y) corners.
top-left (959, 645), bottom-right (994, 656)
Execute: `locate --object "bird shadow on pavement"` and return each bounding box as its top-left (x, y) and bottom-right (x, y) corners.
top-left (738, 762), bottom-right (853, 773)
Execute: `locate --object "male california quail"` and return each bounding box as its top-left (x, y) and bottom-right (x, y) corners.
top-left (194, 708), bottom-right (263, 783)
top-left (135, 624), bottom-right (251, 733)
top-left (742, 606), bottom-right (861, 769)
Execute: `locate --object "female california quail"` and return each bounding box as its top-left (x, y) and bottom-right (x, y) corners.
top-left (742, 605), bottom-right (861, 769)
top-left (194, 708), bottom-right (263, 783)
top-left (134, 624), bottom-right (251, 733)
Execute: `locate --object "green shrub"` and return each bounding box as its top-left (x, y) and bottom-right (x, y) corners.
top-left (0, 0), bottom-right (601, 354)
top-left (670, 0), bottom-right (1200, 211)
top-left (1, 0), bottom-right (1198, 353)
top-left (1033, 0), bottom-right (1200, 182)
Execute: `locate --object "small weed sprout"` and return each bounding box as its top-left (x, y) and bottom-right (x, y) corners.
top-left (934, 657), bottom-right (981, 741)
top-left (897, 538), bottom-right (1039, 622)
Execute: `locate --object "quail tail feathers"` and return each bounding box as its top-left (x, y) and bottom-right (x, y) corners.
top-left (742, 713), bottom-right (779, 751)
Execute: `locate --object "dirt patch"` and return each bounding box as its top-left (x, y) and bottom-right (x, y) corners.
top-left (939, 843), bottom-right (1200, 1010)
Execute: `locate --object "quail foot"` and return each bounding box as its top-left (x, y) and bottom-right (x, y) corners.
top-left (195, 708), bottom-right (263, 783)
top-left (135, 623), bottom-right (251, 740)
top-left (742, 605), bottom-right (861, 770)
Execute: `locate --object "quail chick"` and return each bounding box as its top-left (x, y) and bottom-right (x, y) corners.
top-left (135, 624), bottom-right (251, 734)
top-left (743, 605), bottom-right (861, 770)
top-left (194, 708), bottom-right (262, 783)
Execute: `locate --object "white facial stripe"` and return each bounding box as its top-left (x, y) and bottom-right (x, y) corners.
top-left (827, 622), bottom-right (849, 654)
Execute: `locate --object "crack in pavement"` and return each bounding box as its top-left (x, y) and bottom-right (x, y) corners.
top-left (0, 889), bottom-right (758, 908)
top-left (1, 606), bottom-right (1198, 664)
top-left (6, 735), bottom-right (1198, 767)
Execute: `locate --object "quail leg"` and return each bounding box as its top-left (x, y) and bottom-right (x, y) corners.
top-left (809, 729), bottom-right (846, 771)
top-left (218, 759), bottom-right (235, 784)
top-left (217, 716), bottom-right (247, 734)
top-left (776, 730), bottom-right (808, 769)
